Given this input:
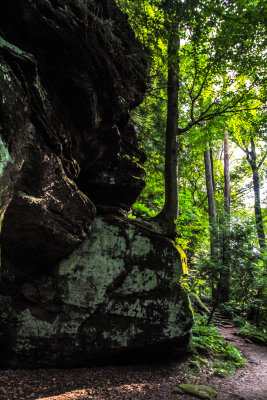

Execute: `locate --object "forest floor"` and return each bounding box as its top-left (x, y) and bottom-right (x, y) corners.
top-left (1, 313), bottom-right (266, 400)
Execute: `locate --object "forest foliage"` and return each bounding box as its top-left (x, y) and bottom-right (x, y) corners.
top-left (116, 0), bottom-right (266, 336)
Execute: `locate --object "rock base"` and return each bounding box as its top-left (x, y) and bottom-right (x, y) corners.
top-left (0, 216), bottom-right (192, 368)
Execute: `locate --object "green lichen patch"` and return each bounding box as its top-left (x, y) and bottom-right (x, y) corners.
top-left (0, 36), bottom-right (35, 62)
top-left (116, 265), bottom-right (158, 295)
top-left (16, 308), bottom-right (90, 342)
top-left (173, 384), bottom-right (217, 399)
top-left (0, 135), bottom-right (11, 178)
top-left (107, 324), bottom-right (143, 348)
top-left (17, 309), bottom-right (58, 339)
top-left (58, 217), bottom-right (126, 308)
top-left (3, 215), bottom-right (193, 367)
top-left (131, 233), bottom-right (152, 257)
top-left (105, 298), bottom-right (157, 320)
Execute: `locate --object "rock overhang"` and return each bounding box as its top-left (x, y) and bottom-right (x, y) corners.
top-left (0, 0), bottom-right (193, 368)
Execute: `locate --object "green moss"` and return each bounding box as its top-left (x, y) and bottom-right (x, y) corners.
top-left (189, 292), bottom-right (211, 314)
top-left (0, 36), bottom-right (34, 62)
top-left (173, 384), bottom-right (217, 399)
top-left (0, 135), bottom-right (11, 178)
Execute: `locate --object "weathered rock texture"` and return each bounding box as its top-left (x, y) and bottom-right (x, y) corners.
top-left (0, 0), bottom-right (193, 368)
top-left (1, 217), bottom-right (192, 367)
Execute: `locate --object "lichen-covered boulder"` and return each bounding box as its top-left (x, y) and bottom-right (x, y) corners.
top-left (173, 384), bottom-right (217, 399)
top-left (0, 0), bottom-right (193, 368)
top-left (0, 216), bottom-right (192, 368)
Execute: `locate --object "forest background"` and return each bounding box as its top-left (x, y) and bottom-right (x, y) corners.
top-left (115, 0), bottom-right (266, 339)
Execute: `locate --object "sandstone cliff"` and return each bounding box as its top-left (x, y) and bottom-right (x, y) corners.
top-left (0, 0), bottom-right (192, 368)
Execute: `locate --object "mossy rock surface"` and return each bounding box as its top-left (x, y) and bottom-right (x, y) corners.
top-left (0, 216), bottom-right (193, 368)
top-left (0, 0), bottom-right (193, 369)
top-left (173, 383), bottom-right (217, 399)
top-left (189, 293), bottom-right (210, 314)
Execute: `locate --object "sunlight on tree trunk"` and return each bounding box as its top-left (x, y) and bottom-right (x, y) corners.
top-left (220, 131), bottom-right (231, 302)
top-left (249, 139), bottom-right (266, 251)
top-left (154, 30), bottom-right (179, 239)
top-left (204, 142), bottom-right (218, 299)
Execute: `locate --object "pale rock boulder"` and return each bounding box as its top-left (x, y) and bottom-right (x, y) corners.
top-left (0, 0), bottom-right (193, 368)
top-left (0, 216), bottom-right (192, 368)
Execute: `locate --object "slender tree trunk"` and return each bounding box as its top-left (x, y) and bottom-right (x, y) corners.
top-left (204, 143), bottom-right (218, 299)
top-left (249, 139), bottom-right (266, 250)
top-left (210, 148), bottom-right (215, 194)
top-left (155, 31), bottom-right (179, 238)
top-left (223, 132), bottom-right (231, 218)
top-left (244, 139), bottom-right (265, 323)
top-left (220, 131), bottom-right (231, 302)
top-left (204, 144), bottom-right (216, 225)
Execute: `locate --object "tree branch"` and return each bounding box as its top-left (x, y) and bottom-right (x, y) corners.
top-left (257, 151), bottom-right (267, 170)
top-left (198, 195), bottom-right (208, 208)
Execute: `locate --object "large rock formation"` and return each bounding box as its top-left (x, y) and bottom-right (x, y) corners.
top-left (0, 0), bottom-right (193, 368)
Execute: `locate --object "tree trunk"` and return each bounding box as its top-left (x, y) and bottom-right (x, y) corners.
top-left (249, 139), bottom-right (266, 251)
top-left (223, 132), bottom-right (231, 217)
top-left (204, 143), bottom-right (218, 299)
top-left (244, 139), bottom-right (265, 322)
top-left (204, 143), bottom-right (216, 236)
top-left (210, 148), bottom-right (215, 193)
top-left (220, 131), bottom-right (231, 302)
top-left (155, 31), bottom-right (179, 238)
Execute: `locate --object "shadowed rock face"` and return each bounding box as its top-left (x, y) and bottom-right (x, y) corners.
top-left (1, 217), bottom-right (192, 368)
top-left (0, 0), bottom-right (193, 368)
top-left (0, 0), bottom-right (147, 266)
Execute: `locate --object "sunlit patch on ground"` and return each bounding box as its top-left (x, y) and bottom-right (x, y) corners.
top-left (37, 389), bottom-right (92, 400)
top-left (1, 332), bottom-right (266, 400)
top-left (36, 384), bottom-right (154, 400)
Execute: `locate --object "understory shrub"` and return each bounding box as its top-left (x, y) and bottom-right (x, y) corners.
top-left (189, 314), bottom-right (246, 377)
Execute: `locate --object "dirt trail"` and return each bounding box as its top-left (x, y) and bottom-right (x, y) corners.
top-left (0, 313), bottom-right (266, 400)
top-left (207, 310), bottom-right (267, 400)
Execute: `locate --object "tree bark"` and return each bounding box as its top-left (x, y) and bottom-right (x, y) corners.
top-left (210, 148), bottom-right (215, 194)
top-left (249, 139), bottom-right (266, 250)
top-left (245, 139), bottom-right (266, 322)
top-left (204, 143), bottom-right (216, 231)
top-left (204, 143), bottom-right (218, 299)
top-left (220, 131), bottom-right (231, 302)
top-left (224, 132), bottom-right (231, 217)
top-left (155, 31), bottom-right (179, 238)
